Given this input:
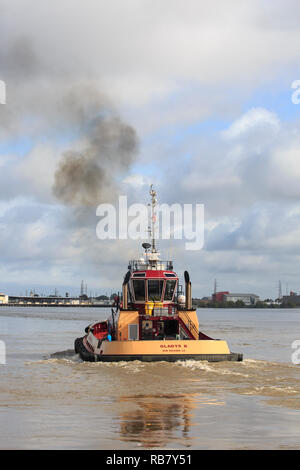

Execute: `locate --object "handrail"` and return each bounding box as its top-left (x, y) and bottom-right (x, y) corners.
top-left (179, 311), bottom-right (199, 340)
top-left (177, 317), bottom-right (194, 339)
top-left (128, 260), bottom-right (174, 271)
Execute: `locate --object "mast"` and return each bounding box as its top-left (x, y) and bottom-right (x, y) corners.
top-left (149, 184), bottom-right (158, 254)
top-left (129, 185), bottom-right (173, 271)
top-left (278, 280), bottom-right (282, 300)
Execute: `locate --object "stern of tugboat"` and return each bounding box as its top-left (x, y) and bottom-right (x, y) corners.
top-left (74, 185), bottom-right (243, 363)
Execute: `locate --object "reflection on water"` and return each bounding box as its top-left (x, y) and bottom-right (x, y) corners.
top-left (118, 393), bottom-right (224, 448)
top-left (119, 394), bottom-right (193, 448)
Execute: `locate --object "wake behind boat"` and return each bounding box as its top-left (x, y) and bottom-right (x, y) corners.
top-left (75, 186), bottom-right (242, 363)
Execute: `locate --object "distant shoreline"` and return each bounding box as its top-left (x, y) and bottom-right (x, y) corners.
top-left (0, 303), bottom-right (298, 309)
top-left (0, 304), bottom-right (114, 308)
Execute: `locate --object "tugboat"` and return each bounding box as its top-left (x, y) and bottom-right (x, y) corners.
top-left (75, 186), bottom-right (243, 363)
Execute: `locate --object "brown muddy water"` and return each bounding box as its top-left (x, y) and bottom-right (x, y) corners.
top-left (1, 307), bottom-right (300, 449)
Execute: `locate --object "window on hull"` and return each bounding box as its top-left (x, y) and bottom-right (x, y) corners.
top-left (132, 279), bottom-right (145, 301)
top-left (147, 280), bottom-right (164, 301)
top-left (164, 280), bottom-right (177, 301)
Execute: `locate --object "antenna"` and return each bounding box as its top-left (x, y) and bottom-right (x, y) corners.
top-left (278, 280), bottom-right (282, 299)
top-left (214, 279), bottom-right (217, 295)
top-left (149, 184), bottom-right (158, 253)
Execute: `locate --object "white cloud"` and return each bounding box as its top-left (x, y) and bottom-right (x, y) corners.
top-left (122, 174), bottom-right (150, 188)
top-left (222, 108), bottom-right (280, 139)
top-left (1, 1), bottom-right (300, 108)
top-left (15, 143), bottom-right (61, 202)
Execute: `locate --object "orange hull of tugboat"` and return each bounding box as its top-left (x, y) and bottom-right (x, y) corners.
top-left (74, 308), bottom-right (242, 362)
top-left (75, 337), bottom-right (242, 362)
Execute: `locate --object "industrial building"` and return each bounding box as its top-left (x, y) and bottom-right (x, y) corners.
top-left (212, 291), bottom-right (259, 305)
top-left (0, 293), bottom-right (8, 304)
top-left (212, 291), bottom-right (229, 302)
top-left (223, 293), bottom-right (259, 305)
top-left (0, 294), bottom-right (113, 306)
top-left (7, 295), bottom-right (81, 305)
top-left (282, 292), bottom-right (300, 305)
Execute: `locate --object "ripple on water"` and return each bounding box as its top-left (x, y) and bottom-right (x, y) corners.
top-left (21, 353), bottom-right (300, 410)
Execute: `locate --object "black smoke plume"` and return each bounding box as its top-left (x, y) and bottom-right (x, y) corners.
top-left (53, 113), bottom-right (138, 207)
top-left (0, 32), bottom-right (139, 208)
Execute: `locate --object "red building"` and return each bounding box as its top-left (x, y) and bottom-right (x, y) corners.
top-left (212, 291), bottom-right (229, 302)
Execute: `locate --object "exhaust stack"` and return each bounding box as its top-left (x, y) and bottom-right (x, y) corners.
top-left (122, 283), bottom-right (128, 310)
top-left (184, 271), bottom-right (192, 310)
top-left (122, 271), bottom-right (131, 310)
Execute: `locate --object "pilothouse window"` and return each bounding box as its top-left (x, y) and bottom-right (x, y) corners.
top-left (132, 279), bottom-right (145, 301)
top-left (147, 280), bottom-right (164, 301)
top-left (164, 280), bottom-right (176, 301)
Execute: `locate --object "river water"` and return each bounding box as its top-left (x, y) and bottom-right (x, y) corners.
top-left (0, 306), bottom-right (300, 449)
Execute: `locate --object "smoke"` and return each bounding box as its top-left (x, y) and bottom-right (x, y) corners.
top-left (53, 113), bottom-right (138, 207)
top-left (0, 9), bottom-right (140, 209)
top-left (0, 33), bottom-right (139, 207)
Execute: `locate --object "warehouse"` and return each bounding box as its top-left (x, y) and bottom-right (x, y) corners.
top-left (223, 293), bottom-right (260, 305)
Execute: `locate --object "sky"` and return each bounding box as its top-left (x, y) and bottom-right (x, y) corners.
top-left (1, 0), bottom-right (300, 299)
